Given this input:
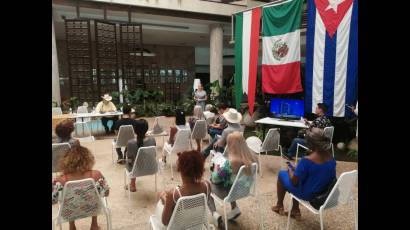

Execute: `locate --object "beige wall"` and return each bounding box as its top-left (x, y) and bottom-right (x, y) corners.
top-left (89, 0), bottom-right (267, 16)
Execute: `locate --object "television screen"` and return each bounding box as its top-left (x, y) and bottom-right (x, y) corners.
top-left (270, 99), bottom-right (304, 119)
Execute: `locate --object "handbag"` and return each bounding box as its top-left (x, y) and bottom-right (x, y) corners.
top-left (309, 178), bottom-right (338, 210)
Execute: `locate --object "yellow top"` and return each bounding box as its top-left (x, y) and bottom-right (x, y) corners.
top-left (95, 101), bottom-right (117, 113)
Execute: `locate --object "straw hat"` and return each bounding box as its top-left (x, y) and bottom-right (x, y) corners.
top-left (223, 108), bottom-right (242, 124)
top-left (101, 94), bottom-right (112, 101)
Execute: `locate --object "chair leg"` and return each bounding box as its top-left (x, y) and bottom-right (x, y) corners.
top-left (155, 173), bottom-right (157, 192)
top-left (123, 170), bottom-right (126, 195)
top-left (319, 209), bottom-right (324, 230)
top-left (286, 196), bottom-right (292, 230)
top-left (170, 153), bottom-right (174, 180)
top-left (352, 197), bottom-right (358, 230)
top-left (331, 143), bottom-right (335, 159)
top-left (258, 152), bottom-right (263, 177)
top-left (223, 203), bottom-right (228, 230)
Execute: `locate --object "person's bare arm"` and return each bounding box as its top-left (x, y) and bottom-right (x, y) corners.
top-left (288, 164), bottom-right (299, 186)
top-left (161, 191), bottom-right (175, 226)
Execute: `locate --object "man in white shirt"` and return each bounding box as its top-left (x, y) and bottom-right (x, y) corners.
top-left (95, 94), bottom-right (118, 134)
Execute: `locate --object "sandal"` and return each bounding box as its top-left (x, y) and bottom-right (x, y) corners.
top-left (271, 206), bottom-right (286, 215)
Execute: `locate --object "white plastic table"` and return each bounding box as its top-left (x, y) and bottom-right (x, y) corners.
top-left (255, 117), bottom-right (308, 140)
top-left (74, 111), bottom-right (123, 135)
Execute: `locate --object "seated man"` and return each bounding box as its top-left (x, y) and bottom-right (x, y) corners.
top-left (202, 108), bottom-right (244, 159)
top-left (283, 103), bottom-right (332, 160)
top-left (112, 105), bottom-right (143, 164)
top-left (208, 103), bottom-right (229, 139)
top-left (95, 94), bottom-right (118, 134)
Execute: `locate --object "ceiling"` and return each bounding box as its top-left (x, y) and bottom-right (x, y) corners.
top-left (53, 3), bottom-right (233, 47)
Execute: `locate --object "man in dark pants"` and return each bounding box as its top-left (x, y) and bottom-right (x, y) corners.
top-left (112, 105), bottom-right (142, 164)
top-left (95, 94), bottom-right (118, 134)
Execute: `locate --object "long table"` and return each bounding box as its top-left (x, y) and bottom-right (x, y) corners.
top-left (255, 117), bottom-right (309, 140)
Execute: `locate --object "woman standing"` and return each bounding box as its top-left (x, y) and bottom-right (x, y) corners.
top-left (194, 83), bottom-right (207, 111)
top-left (188, 105), bottom-right (206, 151)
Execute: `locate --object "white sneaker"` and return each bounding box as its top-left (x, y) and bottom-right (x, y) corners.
top-left (227, 207), bottom-right (241, 220)
top-left (213, 212), bottom-right (223, 227)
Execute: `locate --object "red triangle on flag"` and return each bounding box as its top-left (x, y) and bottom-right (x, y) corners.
top-left (314, 0), bottom-right (353, 38)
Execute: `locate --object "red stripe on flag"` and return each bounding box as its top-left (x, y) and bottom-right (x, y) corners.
top-left (262, 62), bottom-right (303, 94)
top-left (247, 8), bottom-right (261, 116)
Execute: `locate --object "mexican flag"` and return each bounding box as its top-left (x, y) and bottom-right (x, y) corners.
top-left (262, 0), bottom-right (303, 94)
top-left (234, 7), bottom-right (261, 115)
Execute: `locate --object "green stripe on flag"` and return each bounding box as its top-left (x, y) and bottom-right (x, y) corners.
top-left (234, 12), bottom-right (243, 110)
top-left (262, 0), bottom-right (302, 37)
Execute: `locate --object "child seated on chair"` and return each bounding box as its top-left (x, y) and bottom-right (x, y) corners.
top-left (207, 132), bottom-right (257, 227)
top-left (161, 109), bottom-right (187, 163)
top-left (154, 150), bottom-right (211, 226)
top-left (272, 127), bottom-right (336, 220)
top-left (52, 145), bottom-right (110, 230)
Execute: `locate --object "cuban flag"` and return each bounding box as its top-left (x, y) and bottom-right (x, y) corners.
top-left (305, 0), bottom-right (358, 117)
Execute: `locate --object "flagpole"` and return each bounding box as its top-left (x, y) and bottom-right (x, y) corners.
top-left (230, 0), bottom-right (295, 43)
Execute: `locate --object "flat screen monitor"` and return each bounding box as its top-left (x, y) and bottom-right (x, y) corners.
top-left (270, 98), bottom-right (304, 119)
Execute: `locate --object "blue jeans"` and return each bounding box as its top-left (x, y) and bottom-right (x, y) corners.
top-left (202, 137), bottom-right (224, 159)
top-left (287, 138), bottom-right (306, 157)
top-left (208, 127), bottom-right (223, 139)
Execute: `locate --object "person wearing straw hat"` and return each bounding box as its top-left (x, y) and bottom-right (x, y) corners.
top-left (95, 93), bottom-right (118, 134)
top-left (202, 108), bottom-right (244, 159)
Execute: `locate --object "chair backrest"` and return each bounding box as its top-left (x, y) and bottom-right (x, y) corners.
top-left (52, 143), bottom-right (71, 173)
top-left (57, 178), bottom-right (103, 224)
top-left (261, 128), bottom-right (280, 152)
top-left (322, 170), bottom-right (358, 210)
top-left (115, 125), bottom-right (135, 147)
top-left (52, 107), bottom-right (63, 115)
top-left (205, 116), bottom-right (215, 126)
top-left (130, 146), bottom-right (158, 177)
top-left (167, 193), bottom-right (210, 230)
top-left (246, 136), bottom-right (262, 154)
top-left (225, 162), bottom-right (258, 203)
top-left (324, 126), bottom-right (334, 143)
top-left (76, 106), bottom-right (88, 114)
top-left (171, 129), bottom-right (191, 154)
top-left (191, 120), bottom-right (207, 140)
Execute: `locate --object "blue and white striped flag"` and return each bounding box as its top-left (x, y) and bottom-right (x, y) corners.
top-left (305, 0), bottom-right (358, 117)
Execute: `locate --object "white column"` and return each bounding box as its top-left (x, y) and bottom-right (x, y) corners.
top-left (52, 17), bottom-right (61, 105)
top-left (209, 24), bottom-right (223, 88)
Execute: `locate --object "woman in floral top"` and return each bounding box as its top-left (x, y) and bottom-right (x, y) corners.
top-left (52, 145), bottom-right (109, 230)
top-left (208, 131), bottom-right (257, 224)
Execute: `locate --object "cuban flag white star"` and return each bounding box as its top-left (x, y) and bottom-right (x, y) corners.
top-left (325, 0), bottom-right (345, 13)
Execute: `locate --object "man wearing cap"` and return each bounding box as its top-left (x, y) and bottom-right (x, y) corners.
top-left (202, 108), bottom-right (244, 159)
top-left (95, 93), bottom-right (118, 134)
top-left (283, 103), bottom-right (332, 160)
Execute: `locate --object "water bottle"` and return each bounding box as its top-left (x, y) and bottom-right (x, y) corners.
top-left (69, 108), bottom-right (72, 114)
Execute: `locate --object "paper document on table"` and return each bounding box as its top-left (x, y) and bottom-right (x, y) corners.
top-left (211, 150), bottom-right (227, 166)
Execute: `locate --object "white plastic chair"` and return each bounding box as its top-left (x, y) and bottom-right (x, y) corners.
top-left (210, 162), bottom-right (262, 230)
top-left (149, 193), bottom-right (212, 230)
top-left (162, 128), bottom-right (191, 180)
top-left (259, 128), bottom-right (284, 176)
top-left (286, 170), bottom-right (358, 230)
top-left (245, 136), bottom-right (264, 176)
top-left (191, 120), bottom-right (207, 150)
top-left (52, 178), bottom-right (112, 230)
top-left (74, 106), bottom-right (92, 137)
top-left (112, 125), bottom-right (135, 164)
top-left (295, 126), bottom-right (335, 163)
top-left (52, 143), bottom-right (71, 173)
top-left (124, 146), bottom-right (158, 202)
top-left (52, 107), bottom-right (63, 115)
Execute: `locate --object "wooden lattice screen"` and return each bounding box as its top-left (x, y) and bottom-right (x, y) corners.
top-left (119, 23), bottom-right (144, 91)
top-left (65, 19), bottom-right (96, 104)
top-left (95, 20), bottom-right (119, 103)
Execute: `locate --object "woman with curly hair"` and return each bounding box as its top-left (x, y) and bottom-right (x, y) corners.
top-left (208, 131), bottom-right (257, 226)
top-left (153, 150), bottom-right (211, 227)
top-left (52, 145), bottom-right (110, 230)
top-left (55, 119), bottom-right (80, 146)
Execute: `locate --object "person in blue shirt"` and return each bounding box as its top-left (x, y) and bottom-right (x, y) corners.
top-left (272, 127), bottom-right (336, 219)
